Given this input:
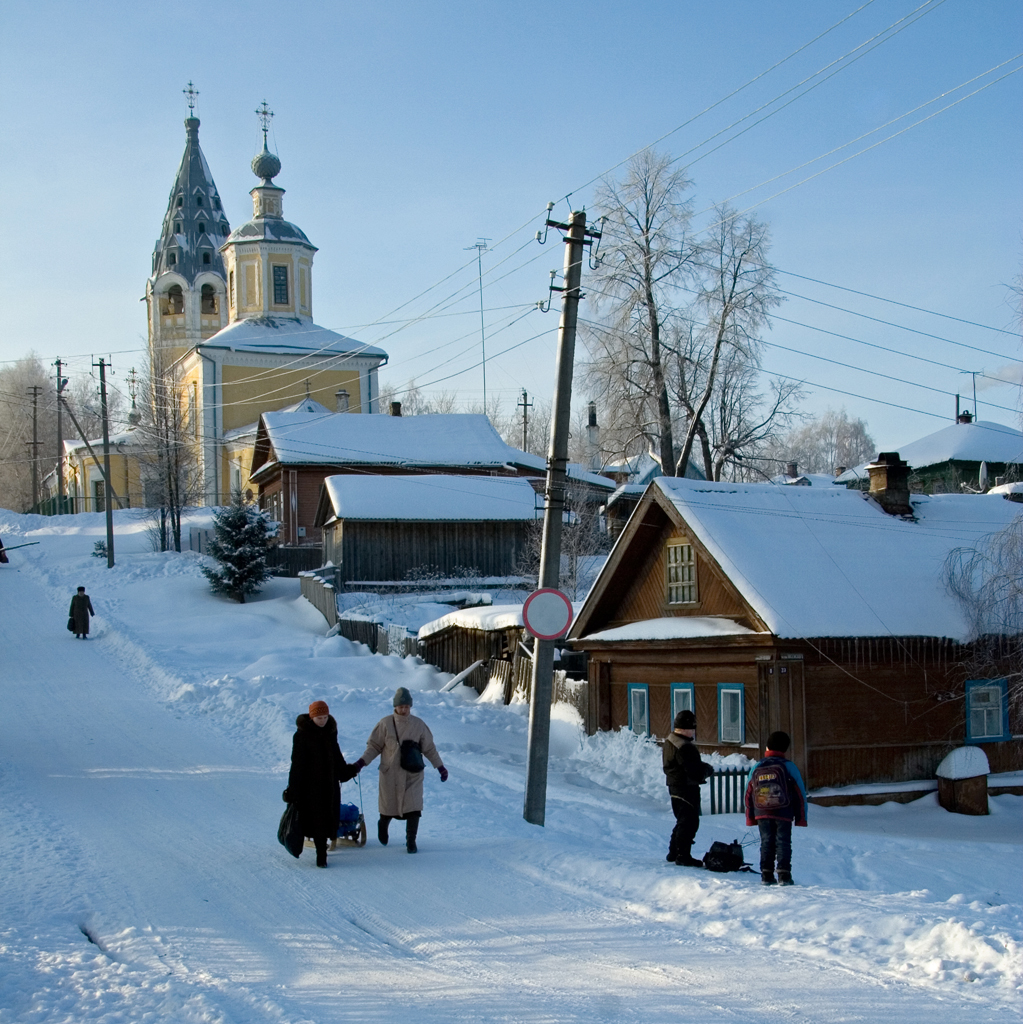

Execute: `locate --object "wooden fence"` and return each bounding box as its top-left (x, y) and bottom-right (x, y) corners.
top-left (267, 546), bottom-right (325, 578)
top-left (299, 571), bottom-right (338, 628)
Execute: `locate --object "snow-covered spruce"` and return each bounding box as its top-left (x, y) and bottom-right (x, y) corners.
top-left (200, 493), bottom-right (276, 603)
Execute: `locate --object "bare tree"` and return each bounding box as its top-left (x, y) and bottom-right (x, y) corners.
top-left (673, 205), bottom-right (782, 477)
top-left (136, 357), bottom-right (203, 551)
top-left (768, 408), bottom-right (876, 476)
top-left (0, 354), bottom-right (57, 512)
top-left (378, 378), bottom-right (460, 416)
top-left (585, 151), bottom-right (696, 474)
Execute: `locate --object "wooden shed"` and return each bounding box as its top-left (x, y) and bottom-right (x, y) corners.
top-left (567, 463), bottom-right (1023, 791)
top-left (313, 474), bottom-right (539, 586)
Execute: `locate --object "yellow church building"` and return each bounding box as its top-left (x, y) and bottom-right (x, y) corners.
top-left (146, 109), bottom-right (387, 506)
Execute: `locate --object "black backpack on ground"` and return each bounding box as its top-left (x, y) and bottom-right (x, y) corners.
top-left (703, 840), bottom-right (746, 873)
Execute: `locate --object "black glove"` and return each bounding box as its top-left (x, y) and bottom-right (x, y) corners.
top-left (438, 765), bottom-right (449, 782)
top-left (352, 758), bottom-right (366, 772)
top-left (282, 788), bottom-right (292, 803)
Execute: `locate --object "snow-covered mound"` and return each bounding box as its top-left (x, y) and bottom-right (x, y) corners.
top-left (937, 746), bottom-right (991, 779)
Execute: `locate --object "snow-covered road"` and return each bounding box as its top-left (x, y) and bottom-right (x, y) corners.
top-left (1, 510), bottom-right (1020, 1022)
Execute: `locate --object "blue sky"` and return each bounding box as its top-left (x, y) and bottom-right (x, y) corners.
top-left (1, 0), bottom-right (1020, 450)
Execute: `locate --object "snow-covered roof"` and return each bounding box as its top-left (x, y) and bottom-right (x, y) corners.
top-left (418, 604), bottom-right (525, 639)
top-left (836, 421), bottom-right (1023, 482)
top-left (651, 477), bottom-right (1022, 641)
top-left (321, 474), bottom-right (540, 524)
top-left (987, 481), bottom-right (1023, 495)
top-left (261, 412), bottom-right (525, 468)
top-left (770, 472), bottom-right (844, 487)
top-left (581, 616), bottom-right (762, 642)
top-left (201, 316), bottom-right (387, 359)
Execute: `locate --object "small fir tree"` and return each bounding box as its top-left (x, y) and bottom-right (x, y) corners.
top-left (201, 493), bottom-right (275, 603)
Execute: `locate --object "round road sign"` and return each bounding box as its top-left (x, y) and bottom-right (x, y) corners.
top-left (522, 588), bottom-right (574, 640)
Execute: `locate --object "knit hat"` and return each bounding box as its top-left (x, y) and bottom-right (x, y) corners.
top-left (393, 687), bottom-right (413, 708)
top-left (673, 710), bottom-right (696, 730)
top-left (766, 730), bottom-right (790, 753)
top-left (308, 700), bottom-right (329, 718)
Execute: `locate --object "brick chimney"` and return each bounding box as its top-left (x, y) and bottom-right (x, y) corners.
top-left (786, 461), bottom-right (798, 479)
top-left (335, 389), bottom-right (350, 413)
top-left (866, 452), bottom-right (912, 516)
top-left (390, 401), bottom-right (402, 417)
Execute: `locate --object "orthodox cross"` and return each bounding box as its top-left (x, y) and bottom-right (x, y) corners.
top-left (183, 81), bottom-right (199, 114)
top-left (256, 100), bottom-right (274, 144)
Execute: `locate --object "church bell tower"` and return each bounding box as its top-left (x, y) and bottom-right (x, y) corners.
top-left (146, 83), bottom-right (232, 370)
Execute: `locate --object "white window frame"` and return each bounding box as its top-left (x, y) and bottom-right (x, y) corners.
top-left (627, 683), bottom-right (650, 737)
top-left (671, 683), bottom-right (695, 722)
top-left (666, 541), bottom-right (698, 605)
top-left (965, 678), bottom-right (1008, 742)
top-left (717, 684), bottom-right (745, 745)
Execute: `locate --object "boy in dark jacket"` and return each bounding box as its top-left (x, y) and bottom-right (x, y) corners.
top-left (662, 710), bottom-right (714, 867)
top-left (744, 730), bottom-right (808, 886)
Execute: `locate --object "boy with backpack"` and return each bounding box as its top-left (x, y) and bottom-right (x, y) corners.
top-left (744, 731), bottom-right (808, 886)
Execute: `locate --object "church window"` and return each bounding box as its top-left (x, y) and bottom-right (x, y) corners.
top-left (167, 252), bottom-right (177, 266)
top-left (196, 196), bottom-right (204, 206)
top-left (229, 271), bottom-right (235, 308)
top-left (175, 222), bottom-right (181, 233)
top-left (214, 198), bottom-right (221, 210)
top-left (221, 224), bottom-right (230, 236)
top-left (176, 196), bottom-right (183, 208)
top-left (165, 284), bottom-right (184, 314)
top-left (202, 252), bottom-right (211, 265)
top-left (273, 265), bottom-right (289, 305)
top-left (201, 283), bottom-right (218, 313)
top-left (198, 222), bottom-right (205, 233)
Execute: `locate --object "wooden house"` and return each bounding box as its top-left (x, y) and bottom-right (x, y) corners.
top-left (250, 409), bottom-right (614, 550)
top-left (313, 474), bottom-right (540, 585)
top-left (568, 454), bottom-right (1022, 790)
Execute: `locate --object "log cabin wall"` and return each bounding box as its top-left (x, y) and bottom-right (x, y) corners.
top-left (331, 520), bottom-right (530, 583)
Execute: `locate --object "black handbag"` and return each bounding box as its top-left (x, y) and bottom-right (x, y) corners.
top-left (393, 719), bottom-right (425, 773)
top-left (277, 802), bottom-right (303, 858)
top-left (67, 616), bottom-right (75, 632)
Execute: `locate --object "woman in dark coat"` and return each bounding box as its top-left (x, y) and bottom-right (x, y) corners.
top-left (285, 700), bottom-right (360, 867)
top-left (69, 586), bottom-right (95, 638)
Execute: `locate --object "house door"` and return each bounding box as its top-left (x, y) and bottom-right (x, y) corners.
top-left (757, 658), bottom-right (806, 776)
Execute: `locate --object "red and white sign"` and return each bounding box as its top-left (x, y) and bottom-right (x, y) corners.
top-left (522, 588), bottom-right (574, 640)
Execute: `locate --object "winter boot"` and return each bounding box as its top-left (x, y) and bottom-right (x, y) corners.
top-left (316, 851), bottom-right (328, 868)
top-left (405, 814), bottom-right (420, 854)
top-left (777, 870), bottom-right (794, 886)
top-left (761, 869), bottom-right (777, 886)
top-left (377, 817), bottom-right (389, 846)
top-left (675, 848), bottom-right (703, 868)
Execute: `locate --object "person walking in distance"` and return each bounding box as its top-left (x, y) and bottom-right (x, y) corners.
top-left (352, 687), bottom-right (447, 853)
top-left (744, 730), bottom-right (807, 886)
top-left (69, 586), bottom-right (95, 639)
top-left (284, 700), bottom-right (361, 868)
top-left (662, 710), bottom-right (714, 867)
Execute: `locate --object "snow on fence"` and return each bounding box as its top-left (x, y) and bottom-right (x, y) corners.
top-left (299, 570), bottom-right (338, 628)
top-left (708, 768), bottom-right (747, 815)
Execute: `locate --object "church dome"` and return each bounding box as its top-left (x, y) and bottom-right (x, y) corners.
top-left (251, 142), bottom-right (281, 183)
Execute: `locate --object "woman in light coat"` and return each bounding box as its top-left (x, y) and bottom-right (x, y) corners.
top-left (353, 687), bottom-right (447, 853)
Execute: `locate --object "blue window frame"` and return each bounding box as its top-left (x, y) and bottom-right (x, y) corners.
top-left (965, 679), bottom-right (1009, 743)
top-left (717, 683), bottom-right (745, 745)
top-left (670, 683), bottom-right (695, 722)
top-left (627, 684), bottom-right (650, 736)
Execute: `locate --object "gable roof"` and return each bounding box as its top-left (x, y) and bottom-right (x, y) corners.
top-left (836, 420), bottom-right (1023, 482)
top-left (316, 474), bottom-right (540, 525)
top-left (572, 477), bottom-right (1021, 643)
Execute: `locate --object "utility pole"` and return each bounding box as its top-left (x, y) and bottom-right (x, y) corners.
top-left (517, 389), bottom-right (533, 451)
top-left (54, 361), bottom-right (68, 513)
top-left (465, 238), bottom-right (490, 416)
top-left (26, 386), bottom-right (42, 511)
top-left (95, 358), bottom-right (115, 567)
top-left (523, 209), bottom-right (600, 827)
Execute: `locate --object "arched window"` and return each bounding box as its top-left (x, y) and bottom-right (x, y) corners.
top-left (167, 252), bottom-right (177, 267)
top-left (165, 284), bottom-right (184, 314)
top-left (201, 283), bottom-right (218, 313)
top-left (174, 221), bottom-right (182, 233)
top-left (202, 252), bottom-right (211, 265)
top-left (176, 196), bottom-right (183, 208)
top-left (214, 198), bottom-right (221, 210)
top-left (196, 196), bottom-right (204, 206)
top-left (221, 224), bottom-right (230, 236)
top-left (198, 222), bottom-right (205, 233)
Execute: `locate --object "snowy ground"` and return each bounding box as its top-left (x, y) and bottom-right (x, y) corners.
top-left (1, 508), bottom-right (1020, 1023)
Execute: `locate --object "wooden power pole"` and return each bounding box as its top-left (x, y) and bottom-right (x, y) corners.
top-left (95, 358), bottom-right (115, 567)
top-left (523, 208), bottom-right (600, 827)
